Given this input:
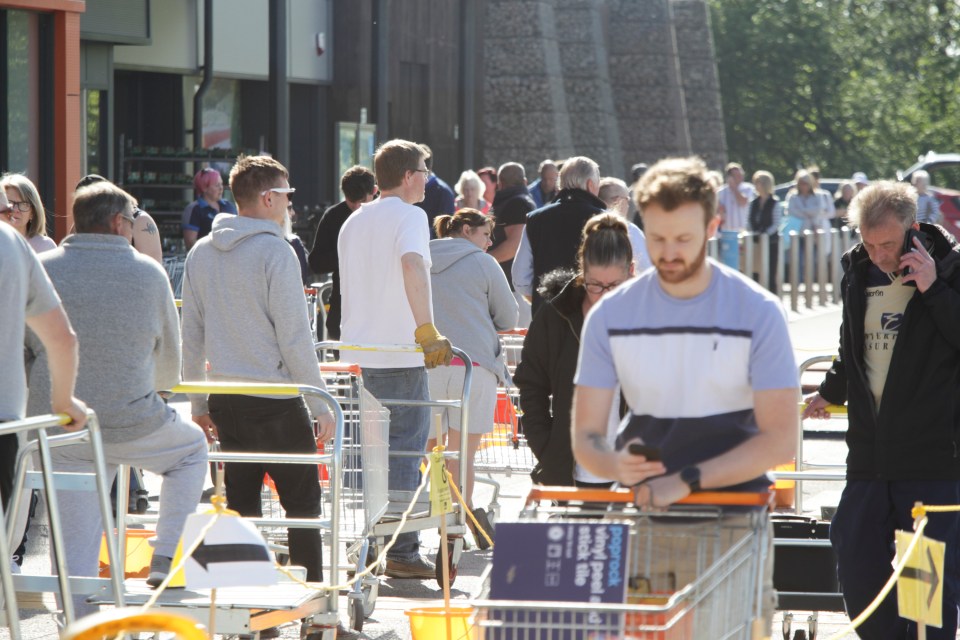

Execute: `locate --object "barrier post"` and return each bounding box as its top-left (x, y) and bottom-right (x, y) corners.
top-left (830, 228), bottom-right (842, 304)
top-left (803, 230), bottom-right (815, 309)
top-left (789, 232), bottom-right (800, 312)
top-left (817, 229), bottom-right (828, 307)
top-left (743, 232), bottom-right (754, 279)
top-left (758, 233), bottom-right (770, 291)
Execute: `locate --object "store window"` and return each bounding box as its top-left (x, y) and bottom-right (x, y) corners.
top-left (3, 9), bottom-right (40, 177)
top-left (84, 89), bottom-right (108, 177)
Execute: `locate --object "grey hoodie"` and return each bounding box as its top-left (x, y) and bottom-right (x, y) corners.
top-left (182, 214), bottom-right (329, 417)
top-left (429, 238), bottom-right (519, 383)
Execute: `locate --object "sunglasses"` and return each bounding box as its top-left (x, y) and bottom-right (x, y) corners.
top-left (261, 187), bottom-right (296, 197)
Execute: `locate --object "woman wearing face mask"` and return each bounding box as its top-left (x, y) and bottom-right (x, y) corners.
top-left (426, 208), bottom-right (518, 548)
top-left (514, 212), bottom-right (635, 487)
top-left (1, 173), bottom-right (57, 252)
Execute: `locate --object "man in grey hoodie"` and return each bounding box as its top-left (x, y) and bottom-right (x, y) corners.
top-left (181, 155), bottom-right (334, 586)
top-left (25, 181), bottom-right (207, 614)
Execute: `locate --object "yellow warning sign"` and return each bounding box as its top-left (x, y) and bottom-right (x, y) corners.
top-left (429, 448), bottom-right (453, 516)
top-left (895, 530), bottom-right (945, 628)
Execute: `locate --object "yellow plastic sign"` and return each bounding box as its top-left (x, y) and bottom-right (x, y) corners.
top-left (429, 449), bottom-right (453, 516)
top-left (895, 530), bottom-right (945, 628)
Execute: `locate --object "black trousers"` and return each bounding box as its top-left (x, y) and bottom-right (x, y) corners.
top-left (0, 432), bottom-right (15, 512)
top-left (208, 394), bottom-right (324, 581)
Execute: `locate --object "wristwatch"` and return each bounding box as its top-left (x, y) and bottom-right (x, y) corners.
top-left (679, 465), bottom-right (702, 493)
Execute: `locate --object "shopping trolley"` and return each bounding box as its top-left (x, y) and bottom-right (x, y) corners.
top-left (315, 342), bottom-right (473, 591)
top-left (256, 363), bottom-right (390, 633)
top-left (473, 329), bottom-right (536, 519)
top-left (472, 487), bottom-right (773, 639)
top-left (0, 410), bottom-right (124, 639)
top-left (113, 382), bottom-right (347, 640)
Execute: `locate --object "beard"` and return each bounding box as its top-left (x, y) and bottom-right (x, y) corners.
top-left (655, 242), bottom-right (708, 284)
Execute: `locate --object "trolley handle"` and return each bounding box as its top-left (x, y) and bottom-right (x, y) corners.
top-left (318, 363), bottom-right (363, 375)
top-left (497, 328), bottom-right (528, 336)
top-left (798, 401), bottom-right (847, 416)
top-left (525, 486), bottom-right (771, 508)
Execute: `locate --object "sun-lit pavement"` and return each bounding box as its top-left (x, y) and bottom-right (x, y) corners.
top-left (5, 301), bottom-right (905, 640)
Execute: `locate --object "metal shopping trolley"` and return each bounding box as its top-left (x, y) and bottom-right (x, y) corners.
top-left (472, 487), bottom-right (774, 639)
top-left (258, 363), bottom-right (390, 633)
top-left (114, 382), bottom-right (347, 640)
top-left (473, 330), bottom-right (536, 518)
top-left (315, 342), bottom-right (474, 591)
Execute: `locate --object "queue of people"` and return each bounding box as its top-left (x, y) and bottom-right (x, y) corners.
top-left (4, 141), bottom-right (960, 638)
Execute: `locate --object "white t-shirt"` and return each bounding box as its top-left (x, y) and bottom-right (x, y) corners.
top-left (338, 196), bottom-right (432, 368)
top-left (717, 182), bottom-right (756, 231)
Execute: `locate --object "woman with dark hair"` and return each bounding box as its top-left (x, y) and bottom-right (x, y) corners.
top-left (1, 173), bottom-right (57, 253)
top-left (183, 167), bottom-right (237, 249)
top-left (427, 208), bottom-right (518, 546)
top-left (514, 212), bottom-right (635, 486)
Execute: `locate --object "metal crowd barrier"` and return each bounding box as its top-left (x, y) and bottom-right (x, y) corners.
top-left (709, 227), bottom-right (859, 312)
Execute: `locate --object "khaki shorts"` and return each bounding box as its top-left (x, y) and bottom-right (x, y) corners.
top-left (428, 364), bottom-right (498, 435)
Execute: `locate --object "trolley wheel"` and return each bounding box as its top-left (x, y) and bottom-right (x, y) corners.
top-left (349, 597), bottom-right (364, 632)
top-left (134, 498), bottom-right (149, 514)
top-left (362, 577), bottom-right (379, 617)
top-left (435, 541), bottom-right (459, 588)
top-left (792, 631), bottom-right (807, 640)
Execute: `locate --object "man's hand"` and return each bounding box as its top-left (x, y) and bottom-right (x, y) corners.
top-left (315, 412), bottom-right (335, 443)
top-left (634, 473), bottom-right (689, 509)
top-left (414, 323), bottom-right (453, 369)
top-left (901, 235), bottom-right (937, 293)
top-left (55, 397), bottom-right (88, 432)
top-left (802, 392), bottom-right (831, 420)
top-left (614, 439), bottom-right (666, 487)
top-left (193, 414), bottom-right (219, 443)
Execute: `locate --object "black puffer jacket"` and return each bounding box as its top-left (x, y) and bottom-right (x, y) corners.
top-left (513, 271), bottom-right (584, 486)
top-left (818, 223), bottom-right (960, 480)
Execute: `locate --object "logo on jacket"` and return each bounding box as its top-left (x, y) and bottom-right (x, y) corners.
top-left (880, 312), bottom-right (903, 332)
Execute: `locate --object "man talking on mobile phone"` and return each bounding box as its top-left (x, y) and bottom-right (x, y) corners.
top-left (804, 181), bottom-right (960, 639)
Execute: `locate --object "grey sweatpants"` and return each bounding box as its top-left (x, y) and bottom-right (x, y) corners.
top-left (49, 408), bottom-right (207, 617)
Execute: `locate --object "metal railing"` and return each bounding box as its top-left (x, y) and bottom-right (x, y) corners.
top-left (708, 227), bottom-right (858, 312)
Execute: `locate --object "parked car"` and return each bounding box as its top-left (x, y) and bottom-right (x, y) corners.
top-left (897, 152), bottom-right (960, 234)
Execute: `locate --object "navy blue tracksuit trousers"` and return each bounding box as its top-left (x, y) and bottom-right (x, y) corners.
top-left (830, 480), bottom-right (960, 639)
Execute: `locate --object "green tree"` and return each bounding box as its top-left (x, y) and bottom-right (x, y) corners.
top-left (709, 0), bottom-right (960, 184)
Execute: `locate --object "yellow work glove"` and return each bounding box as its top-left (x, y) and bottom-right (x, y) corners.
top-left (414, 323), bottom-right (453, 369)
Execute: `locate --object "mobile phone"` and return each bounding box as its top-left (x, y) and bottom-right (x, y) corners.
top-left (902, 228), bottom-right (926, 277)
top-left (627, 443), bottom-right (662, 461)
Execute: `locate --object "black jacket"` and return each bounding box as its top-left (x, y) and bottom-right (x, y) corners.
top-left (525, 188), bottom-right (607, 314)
top-left (513, 272), bottom-right (584, 485)
top-left (818, 223), bottom-right (960, 480)
top-left (490, 185), bottom-right (536, 289)
top-left (308, 200), bottom-right (353, 339)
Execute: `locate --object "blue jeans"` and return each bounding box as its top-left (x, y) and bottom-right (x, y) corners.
top-left (830, 480), bottom-right (960, 639)
top-left (362, 367), bottom-right (430, 561)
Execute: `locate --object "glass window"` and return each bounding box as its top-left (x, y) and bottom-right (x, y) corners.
top-left (5, 10), bottom-right (40, 177)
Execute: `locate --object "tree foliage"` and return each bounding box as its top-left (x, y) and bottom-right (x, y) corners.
top-left (709, 0), bottom-right (960, 184)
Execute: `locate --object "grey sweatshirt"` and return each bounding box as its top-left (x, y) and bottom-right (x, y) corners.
top-left (181, 214), bottom-right (329, 417)
top-left (25, 234), bottom-right (180, 443)
top-left (429, 238), bottom-right (519, 383)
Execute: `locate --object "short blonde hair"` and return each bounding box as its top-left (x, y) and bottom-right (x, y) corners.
top-left (1, 173), bottom-right (47, 238)
top-left (455, 170), bottom-right (484, 198)
top-left (374, 140), bottom-right (426, 191)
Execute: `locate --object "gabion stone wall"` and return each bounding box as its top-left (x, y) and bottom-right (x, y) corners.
top-left (482, 0), bottom-right (726, 179)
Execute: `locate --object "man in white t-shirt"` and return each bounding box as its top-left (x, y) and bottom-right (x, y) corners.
top-left (716, 162), bottom-right (755, 231)
top-left (338, 139), bottom-right (453, 579)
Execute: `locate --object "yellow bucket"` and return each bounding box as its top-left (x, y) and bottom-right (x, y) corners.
top-left (405, 606), bottom-right (473, 640)
top-left (98, 529), bottom-right (155, 578)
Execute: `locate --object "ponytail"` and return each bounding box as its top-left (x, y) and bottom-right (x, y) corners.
top-left (577, 212), bottom-right (633, 275)
top-left (434, 207), bottom-right (492, 238)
